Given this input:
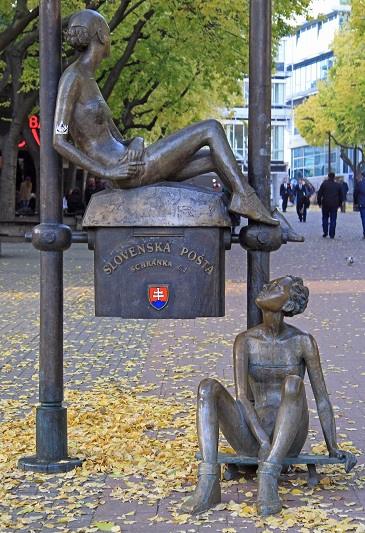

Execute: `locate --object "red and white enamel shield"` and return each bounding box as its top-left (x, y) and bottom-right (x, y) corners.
top-left (148, 285), bottom-right (169, 310)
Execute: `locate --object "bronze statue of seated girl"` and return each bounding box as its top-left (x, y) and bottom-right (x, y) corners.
top-left (183, 275), bottom-right (356, 516)
top-left (53, 9), bottom-right (278, 227)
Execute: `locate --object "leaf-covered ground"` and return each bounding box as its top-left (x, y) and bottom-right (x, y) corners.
top-left (0, 207), bottom-right (365, 532)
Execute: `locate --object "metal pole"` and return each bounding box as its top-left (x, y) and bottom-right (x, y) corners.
top-left (247, 0), bottom-right (272, 328)
top-left (353, 146), bottom-right (358, 212)
top-left (328, 132), bottom-right (331, 173)
top-left (354, 145), bottom-right (357, 184)
top-left (19, 0), bottom-right (81, 473)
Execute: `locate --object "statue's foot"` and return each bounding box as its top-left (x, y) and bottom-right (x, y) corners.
top-left (181, 463), bottom-right (221, 515)
top-left (257, 460), bottom-right (282, 516)
top-left (271, 208), bottom-right (304, 242)
top-left (229, 192), bottom-right (279, 226)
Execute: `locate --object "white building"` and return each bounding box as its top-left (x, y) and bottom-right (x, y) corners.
top-left (223, 0), bottom-right (352, 200)
top-left (223, 49), bottom-right (289, 206)
top-left (285, 0), bottom-right (351, 191)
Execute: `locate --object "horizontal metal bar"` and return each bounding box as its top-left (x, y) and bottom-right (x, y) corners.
top-left (71, 233), bottom-right (88, 243)
top-left (24, 232), bottom-right (88, 244)
top-left (197, 451), bottom-right (347, 465)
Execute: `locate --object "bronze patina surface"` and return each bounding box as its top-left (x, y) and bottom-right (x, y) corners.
top-left (53, 9), bottom-right (278, 228)
top-left (84, 185), bottom-right (231, 318)
top-left (82, 184), bottom-right (232, 228)
top-left (183, 276), bottom-right (357, 516)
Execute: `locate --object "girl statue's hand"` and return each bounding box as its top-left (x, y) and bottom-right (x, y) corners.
top-left (107, 161), bottom-right (145, 181)
top-left (125, 148), bottom-right (144, 162)
top-left (121, 137), bottom-right (145, 162)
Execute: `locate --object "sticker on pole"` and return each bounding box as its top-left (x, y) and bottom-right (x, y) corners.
top-left (148, 285), bottom-right (169, 310)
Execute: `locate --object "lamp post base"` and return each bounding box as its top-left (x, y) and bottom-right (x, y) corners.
top-left (18, 456), bottom-right (83, 473)
top-left (18, 406), bottom-right (82, 473)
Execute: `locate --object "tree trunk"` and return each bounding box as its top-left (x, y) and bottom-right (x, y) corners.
top-left (0, 47), bottom-right (37, 221)
top-left (0, 121), bottom-right (23, 220)
top-left (22, 119), bottom-right (40, 212)
top-left (338, 144), bottom-right (364, 186)
top-left (339, 146), bottom-right (365, 212)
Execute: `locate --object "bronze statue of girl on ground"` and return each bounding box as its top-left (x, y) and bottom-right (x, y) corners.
top-left (183, 275), bottom-right (356, 516)
top-left (53, 9), bottom-right (278, 227)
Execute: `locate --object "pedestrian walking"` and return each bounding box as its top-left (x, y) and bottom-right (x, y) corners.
top-left (67, 187), bottom-right (85, 215)
top-left (317, 172), bottom-right (343, 238)
top-left (279, 177), bottom-right (290, 213)
top-left (95, 178), bottom-right (109, 192)
top-left (84, 177), bottom-right (96, 207)
top-left (353, 170), bottom-right (365, 239)
top-left (294, 178), bottom-right (310, 222)
top-left (19, 176), bottom-right (32, 207)
top-left (289, 180), bottom-right (296, 205)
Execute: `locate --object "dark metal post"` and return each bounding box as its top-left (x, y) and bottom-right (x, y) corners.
top-left (353, 145), bottom-right (359, 212)
top-left (247, 0), bottom-right (272, 328)
top-left (328, 132), bottom-right (331, 173)
top-left (19, 0), bottom-right (81, 473)
top-left (354, 145), bottom-right (357, 184)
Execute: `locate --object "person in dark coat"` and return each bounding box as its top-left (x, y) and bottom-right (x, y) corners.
top-left (84, 177), bottom-right (96, 206)
top-left (279, 177), bottom-right (290, 213)
top-left (294, 179), bottom-right (310, 222)
top-left (317, 172), bottom-right (343, 239)
top-left (354, 171), bottom-right (365, 239)
top-left (67, 187), bottom-right (85, 215)
top-left (95, 177), bottom-right (108, 192)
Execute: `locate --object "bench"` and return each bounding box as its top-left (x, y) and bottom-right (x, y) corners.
top-left (196, 452), bottom-right (348, 488)
top-left (64, 213), bottom-right (83, 231)
top-left (0, 215), bottom-right (85, 246)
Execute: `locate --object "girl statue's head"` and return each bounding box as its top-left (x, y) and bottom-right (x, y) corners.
top-left (66, 9), bottom-right (109, 52)
top-left (283, 275), bottom-right (309, 317)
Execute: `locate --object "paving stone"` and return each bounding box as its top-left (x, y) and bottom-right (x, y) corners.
top-left (0, 207), bottom-right (364, 532)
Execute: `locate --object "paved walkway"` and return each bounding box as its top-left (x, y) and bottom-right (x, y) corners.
top-left (0, 206), bottom-right (365, 532)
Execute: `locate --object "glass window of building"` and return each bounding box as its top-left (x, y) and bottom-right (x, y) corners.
top-left (243, 79), bottom-right (249, 104)
top-left (223, 122), bottom-right (247, 160)
top-left (291, 144), bottom-right (339, 180)
top-left (272, 83), bottom-right (285, 105)
top-left (291, 54), bottom-right (333, 95)
top-left (224, 122), bottom-right (284, 162)
top-left (272, 125), bottom-right (284, 161)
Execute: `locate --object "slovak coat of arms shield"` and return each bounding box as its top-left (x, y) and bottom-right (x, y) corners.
top-left (148, 285), bottom-right (169, 310)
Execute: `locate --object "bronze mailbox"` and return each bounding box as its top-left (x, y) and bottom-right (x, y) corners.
top-left (83, 184), bottom-right (232, 319)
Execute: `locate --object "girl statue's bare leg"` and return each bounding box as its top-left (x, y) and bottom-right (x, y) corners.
top-left (181, 378), bottom-right (222, 514)
top-left (182, 461), bottom-right (221, 515)
top-left (182, 378), bottom-right (257, 515)
top-left (257, 375), bottom-right (309, 516)
top-left (144, 120), bottom-right (279, 226)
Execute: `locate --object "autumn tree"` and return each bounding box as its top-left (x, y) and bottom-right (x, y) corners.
top-left (0, 0), bottom-right (311, 221)
top-left (295, 0), bottom-right (365, 184)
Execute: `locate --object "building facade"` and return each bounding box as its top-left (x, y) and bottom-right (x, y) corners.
top-left (223, 0), bottom-right (352, 202)
top-left (285, 0), bottom-right (351, 191)
top-left (223, 50), bottom-right (289, 205)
